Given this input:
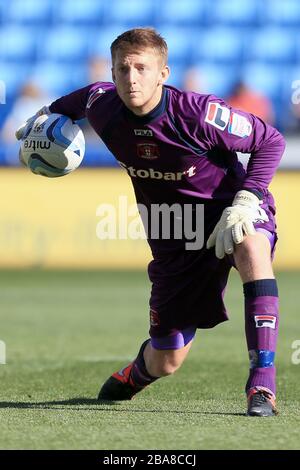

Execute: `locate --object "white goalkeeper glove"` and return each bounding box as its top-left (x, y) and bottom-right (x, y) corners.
top-left (206, 190), bottom-right (269, 259)
top-left (15, 105), bottom-right (51, 141)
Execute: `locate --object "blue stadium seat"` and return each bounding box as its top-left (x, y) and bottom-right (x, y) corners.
top-left (0, 26), bottom-right (37, 61)
top-left (241, 64), bottom-right (283, 100)
top-left (158, 26), bottom-right (196, 65)
top-left (38, 28), bottom-right (90, 62)
top-left (0, 62), bottom-right (31, 98)
top-left (4, 0), bottom-right (52, 24)
top-left (0, 1), bottom-right (6, 25)
top-left (89, 26), bottom-right (132, 59)
top-left (156, 0), bottom-right (208, 25)
top-left (195, 64), bottom-right (238, 98)
top-left (55, 0), bottom-right (105, 25)
top-left (247, 28), bottom-right (296, 64)
top-left (84, 144), bottom-right (118, 167)
top-left (296, 34), bottom-right (300, 63)
top-left (166, 63), bottom-right (187, 89)
top-left (103, 0), bottom-right (155, 26)
top-left (263, 0), bottom-right (300, 26)
top-left (210, 0), bottom-right (260, 26)
top-left (30, 62), bottom-right (87, 97)
top-left (192, 28), bottom-right (244, 64)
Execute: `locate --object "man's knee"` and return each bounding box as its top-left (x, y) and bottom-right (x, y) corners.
top-left (144, 341), bottom-right (192, 377)
top-left (233, 232), bottom-right (274, 282)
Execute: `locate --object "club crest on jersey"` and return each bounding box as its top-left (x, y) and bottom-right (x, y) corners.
top-left (254, 315), bottom-right (277, 329)
top-left (134, 129), bottom-right (153, 136)
top-left (205, 102), bottom-right (230, 130)
top-left (86, 87), bottom-right (106, 109)
top-left (137, 142), bottom-right (159, 160)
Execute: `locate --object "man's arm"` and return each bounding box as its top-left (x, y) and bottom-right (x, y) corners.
top-left (16, 82), bottom-right (110, 140)
top-left (200, 96), bottom-right (286, 258)
top-left (48, 83), bottom-right (98, 120)
top-left (199, 95), bottom-right (286, 195)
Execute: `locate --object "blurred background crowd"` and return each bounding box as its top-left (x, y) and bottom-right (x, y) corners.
top-left (0, 0), bottom-right (300, 167)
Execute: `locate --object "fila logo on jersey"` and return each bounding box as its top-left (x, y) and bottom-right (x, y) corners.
top-left (137, 143), bottom-right (159, 160)
top-left (205, 102), bottom-right (230, 130)
top-left (86, 88), bottom-right (106, 109)
top-left (134, 129), bottom-right (153, 136)
top-left (254, 315), bottom-right (277, 329)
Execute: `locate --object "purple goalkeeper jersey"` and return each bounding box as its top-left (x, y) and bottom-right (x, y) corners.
top-left (49, 82), bottom-right (285, 253)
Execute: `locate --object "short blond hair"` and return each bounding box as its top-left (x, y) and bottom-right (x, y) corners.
top-left (111, 28), bottom-right (168, 65)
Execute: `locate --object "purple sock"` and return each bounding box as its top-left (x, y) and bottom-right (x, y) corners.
top-left (243, 279), bottom-right (279, 396)
top-left (130, 339), bottom-right (159, 390)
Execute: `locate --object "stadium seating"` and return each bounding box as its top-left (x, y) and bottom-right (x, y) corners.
top-left (38, 27), bottom-right (90, 63)
top-left (248, 28), bottom-right (297, 64)
top-left (89, 26), bottom-right (131, 59)
top-left (194, 63), bottom-right (238, 98)
top-left (4, 0), bottom-right (52, 25)
top-left (166, 63), bottom-right (187, 89)
top-left (0, 26), bottom-right (37, 61)
top-left (30, 62), bottom-right (87, 97)
top-left (192, 27), bottom-right (244, 64)
top-left (102, 0), bottom-right (155, 26)
top-left (157, 0), bottom-right (208, 25)
top-left (55, 0), bottom-right (105, 25)
top-left (157, 26), bottom-right (197, 65)
top-left (264, 0), bottom-right (300, 26)
top-left (241, 64), bottom-right (283, 100)
top-left (210, 0), bottom-right (260, 26)
top-left (0, 0), bottom-right (298, 165)
top-left (0, 62), bottom-right (31, 98)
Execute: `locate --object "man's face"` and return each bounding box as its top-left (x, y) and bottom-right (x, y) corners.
top-left (112, 47), bottom-right (169, 116)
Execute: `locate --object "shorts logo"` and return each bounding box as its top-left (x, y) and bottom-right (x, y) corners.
top-left (137, 143), bottom-right (159, 160)
top-left (205, 102), bottom-right (230, 130)
top-left (150, 309), bottom-right (160, 327)
top-left (228, 112), bottom-right (252, 138)
top-left (254, 315), bottom-right (276, 329)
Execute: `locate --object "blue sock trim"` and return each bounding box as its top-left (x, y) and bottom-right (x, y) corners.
top-left (243, 279), bottom-right (278, 298)
top-left (249, 350), bottom-right (275, 368)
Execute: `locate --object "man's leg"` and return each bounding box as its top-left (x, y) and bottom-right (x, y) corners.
top-left (98, 329), bottom-right (194, 400)
top-left (233, 231), bottom-right (279, 416)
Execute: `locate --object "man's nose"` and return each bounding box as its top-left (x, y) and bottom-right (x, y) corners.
top-left (127, 68), bottom-right (137, 84)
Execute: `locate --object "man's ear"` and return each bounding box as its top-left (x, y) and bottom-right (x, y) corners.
top-left (111, 67), bottom-right (116, 83)
top-left (158, 65), bottom-right (170, 85)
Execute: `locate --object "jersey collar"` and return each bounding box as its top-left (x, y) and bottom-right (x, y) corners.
top-left (123, 86), bottom-right (168, 125)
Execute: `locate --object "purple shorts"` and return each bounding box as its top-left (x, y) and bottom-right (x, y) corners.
top-left (148, 199), bottom-right (277, 350)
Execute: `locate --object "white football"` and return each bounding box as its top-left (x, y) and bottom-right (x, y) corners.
top-left (19, 113), bottom-right (85, 177)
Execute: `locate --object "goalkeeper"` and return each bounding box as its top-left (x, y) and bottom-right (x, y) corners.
top-left (16, 28), bottom-right (285, 417)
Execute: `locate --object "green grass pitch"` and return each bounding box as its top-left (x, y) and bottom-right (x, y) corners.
top-left (0, 269), bottom-right (299, 450)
